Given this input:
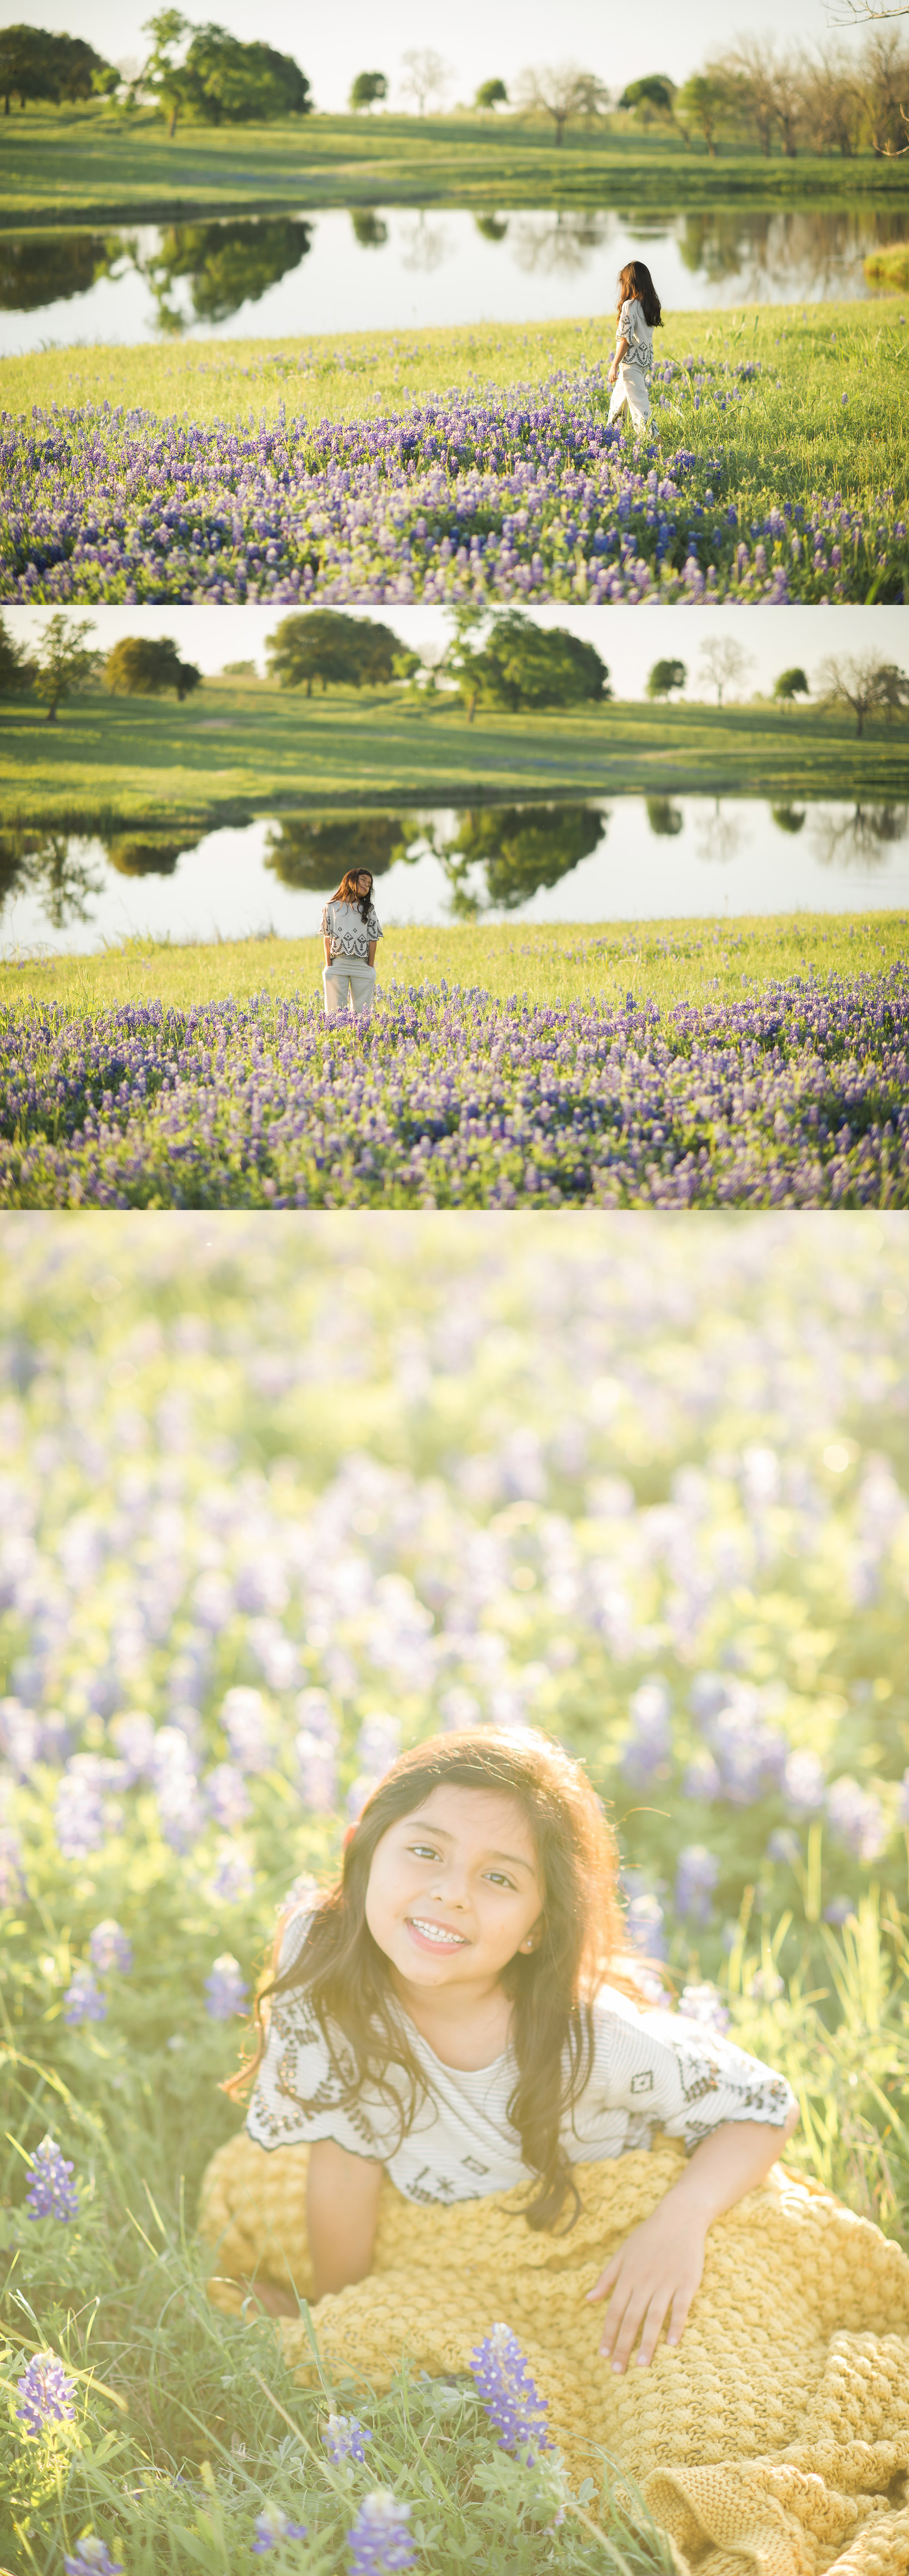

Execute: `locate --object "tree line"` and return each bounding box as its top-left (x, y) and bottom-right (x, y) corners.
top-left (1, 612), bottom-right (907, 739)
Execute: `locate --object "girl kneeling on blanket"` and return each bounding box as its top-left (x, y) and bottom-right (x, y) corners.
top-left (229, 1730), bottom-right (797, 2373)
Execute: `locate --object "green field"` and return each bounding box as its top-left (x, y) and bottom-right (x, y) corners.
top-left (0, 682), bottom-right (906, 831)
top-left (3, 105), bottom-right (906, 224)
top-left (0, 910), bottom-right (904, 1020)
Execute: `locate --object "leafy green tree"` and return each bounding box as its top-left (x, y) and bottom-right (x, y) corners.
top-left (676, 73), bottom-right (728, 154)
top-left (0, 24), bottom-right (114, 112)
top-left (221, 659), bottom-right (257, 676)
top-left (619, 75), bottom-right (676, 115)
top-left (266, 612), bottom-right (401, 697)
top-left (103, 636), bottom-right (202, 701)
top-left (31, 615), bottom-right (99, 723)
top-left (442, 803), bottom-right (605, 914)
top-left (264, 815), bottom-right (410, 891)
top-left (475, 78), bottom-right (509, 110)
top-left (0, 615), bottom-right (33, 699)
top-left (646, 658), bottom-right (687, 701)
top-left (773, 668), bottom-right (810, 703)
top-left (446, 612), bottom-right (609, 720)
top-left (140, 13), bottom-right (311, 136)
top-left (349, 71), bottom-right (387, 111)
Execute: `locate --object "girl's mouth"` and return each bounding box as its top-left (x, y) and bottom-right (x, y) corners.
top-left (405, 1916), bottom-right (468, 1952)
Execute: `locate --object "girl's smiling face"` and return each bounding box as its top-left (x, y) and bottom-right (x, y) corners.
top-left (364, 1784), bottom-right (544, 1991)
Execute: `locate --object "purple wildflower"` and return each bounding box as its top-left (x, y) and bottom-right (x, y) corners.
top-left (205, 1761), bottom-right (253, 1828)
top-left (0, 1823), bottom-right (26, 1904)
top-left (208, 1847), bottom-right (254, 1905)
top-left (63, 1965), bottom-right (107, 2025)
top-left (322, 2413), bottom-right (373, 2465)
top-left (89, 1918), bottom-right (133, 1974)
top-left (204, 1952), bottom-right (248, 2019)
top-left (621, 1677), bottom-right (671, 1785)
top-left (346, 2492), bottom-right (415, 2576)
top-left (220, 1687), bottom-right (272, 1773)
top-left (110, 1710), bottom-right (156, 1781)
top-left (675, 1845), bottom-right (720, 1925)
top-left (782, 1749), bottom-right (826, 1816)
top-left (64, 2541), bottom-right (124, 2576)
top-left (252, 2507), bottom-right (308, 2553)
top-left (678, 1982), bottom-right (731, 2036)
top-left (54, 1762), bottom-right (105, 1861)
top-left (152, 1725), bottom-right (206, 1851)
top-left (470, 2322), bottom-right (551, 2461)
top-left (826, 1776), bottom-right (885, 1861)
top-left (25, 2135), bottom-right (80, 2221)
top-left (15, 2350), bottom-right (76, 2436)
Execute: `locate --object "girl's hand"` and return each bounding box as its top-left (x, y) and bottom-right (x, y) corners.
top-left (586, 2199), bottom-right (706, 2370)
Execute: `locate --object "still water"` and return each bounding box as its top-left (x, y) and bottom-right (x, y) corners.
top-left (0, 202), bottom-right (903, 356)
top-left (3, 799), bottom-right (907, 957)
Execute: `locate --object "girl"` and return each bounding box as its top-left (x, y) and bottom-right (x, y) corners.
top-left (607, 260), bottom-right (663, 435)
top-left (228, 1730), bottom-right (797, 2373)
top-left (321, 868), bottom-right (383, 1022)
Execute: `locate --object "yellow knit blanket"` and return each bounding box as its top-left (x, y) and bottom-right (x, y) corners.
top-left (199, 2131), bottom-right (909, 2576)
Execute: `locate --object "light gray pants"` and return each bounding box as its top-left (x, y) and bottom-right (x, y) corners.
top-left (323, 961), bottom-right (376, 1020)
top-left (608, 361), bottom-right (651, 430)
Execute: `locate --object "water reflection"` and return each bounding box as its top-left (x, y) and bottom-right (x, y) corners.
top-left (0, 232), bottom-right (123, 311)
top-left (350, 211), bottom-right (389, 250)
top-left (809, 803), bottom-right (909, 870)
top-left (140, 217), bottom-right (313, 332)
top-left (0, 829), bottom-right (105, 929)
top-left (433, 803), bottom-right (607, 915)
top-left (771, 805), bottom-right (807, 834)
top-left (508, 212), bottom-right (610, 275)
top-left (694, 803), bottom-right (749, 868)
top-left (646, 799), bottom-right (684, 837)
top-left (265, 813), bottom-right (417, 890)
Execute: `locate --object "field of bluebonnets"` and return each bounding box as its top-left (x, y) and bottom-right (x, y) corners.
top-left (1, 1213), bottom-right (909, 2576)
top-left (3, 348), bottom-right (907, 607)
top-left (1, 965), bottom-right (908, 1209)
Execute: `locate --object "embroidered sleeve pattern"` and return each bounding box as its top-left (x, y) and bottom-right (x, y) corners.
top-left (585, 1996), bottom-right (796, 2156)
top-left (366, 904), bottom-right (383, 942)
top-left (617, 299), bottom-right (654, 381)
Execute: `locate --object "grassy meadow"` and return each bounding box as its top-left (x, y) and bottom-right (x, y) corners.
top-left (2, 683), bottom-right (906, 833)
top-left (3, 105), bottom-right (906, 223)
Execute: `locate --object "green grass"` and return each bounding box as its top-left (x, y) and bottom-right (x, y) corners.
top-left (0, 911), bottom-right (904, 1019)
top-left (2, 683), bottom-right (907, 831)
top-left (3, 104), bottom-right (906, 223)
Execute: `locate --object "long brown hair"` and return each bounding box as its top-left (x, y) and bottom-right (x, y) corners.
top-left (616, 260), bottom-right (663, 328)
top-left (332, 867), bottom-right (374, 923)
top-left (227, 1728), bottom-right (631, 2232)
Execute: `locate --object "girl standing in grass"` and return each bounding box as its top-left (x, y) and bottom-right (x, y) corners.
top-left (607, 260), bottom-right (663, 434)
top-left (223, 1730), bottom-right (796, 2367)
top-left (321, 868), bottom-right (383, 1022)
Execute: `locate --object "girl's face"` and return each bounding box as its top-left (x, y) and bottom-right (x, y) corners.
top-left (365, 1784), bottom-right (544, 1991)
top-left (356, 873), bottom-right (373, 898)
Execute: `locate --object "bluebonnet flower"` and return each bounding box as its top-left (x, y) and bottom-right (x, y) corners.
top-left (252, 2506), bottom-right (308, 2552)
top-left (766, 1830), bottom-right (801, 1867)
top-left (622, 1677), bottom-right (671, 1785)
top-left (323, 2413), bottom-right (373, 2465)
top-left (208, 1847), bottom-right (254, 1905)
top-left (623, 1887), bottom-right (668, 1962)
top-left (15, 2350), bottom-right (76, 2435)
top-left (0, 1823), bottom-right (25, 1904)
top-left (63, 1965), bottom-right (107, 2025)
top-left (205, 1952), bottom-right (248, 2019)
top-left (25, 2135), bottom-right (80, 2221)
top-left (64, 2540), bottom-right (124, 2576)
top-left (470, 2322), bottom-right (551, 2461)
top-left (674, 1846), bottom-right (720, 1925)
top-left (221, 1687), bottom-right (272, 1774)
top-left (826, 1776), bottom-right (885, 1861)
top-left (749, 1966), bottom-right (785, 2001)
top-left (346, 2491), bottom-right (415, 2576)
top-left (153, 1725), bottom-right (206, 1851)
top-left (824, 1896), bottom-right (854, 1925)
top-left (678, 1983), bottom-right (730, 2036)
top-left (89, 1918), bottom-right (133, 1974)
top-left (295, 1688), bottom-right (340, 1813)
top-left (110, 1709), bottom-right (156, 1781)
top-left (782, 1749), bottom-right (826, 1816)
top-left (682, 1750), bottom-right (721, 1801)
top-left (55, 1762), bottom-right (105, 1861)
top-left (206, 1761), bottom-right (253, 1829)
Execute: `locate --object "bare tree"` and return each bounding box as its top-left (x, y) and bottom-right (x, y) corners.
top-left (827, 0), bottom-right (909, 24)
top-left (697, 636), bottom-right (755, 705)
top-left (400, 48), bottom-right (451, 115)
top-left (514, 62), bottom-right (609, 144)
top-left (815, 653), bottom-right (909, 734)
top-left (794, 45), bottom-right (864, 154)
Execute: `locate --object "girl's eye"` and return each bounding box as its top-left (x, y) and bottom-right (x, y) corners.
top-left (485, 1870), bottom-right (516, 1889)
top-left (408, 1842), bottom-right (440, 1861)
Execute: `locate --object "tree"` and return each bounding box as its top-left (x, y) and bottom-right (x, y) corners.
top-left (349, 71), bottom-right (387, 112)
top-left (140, 13), bottom-right (311, 136)
top-left (0, 614), bottom-right (34, 698)
top-left (676, 73), bottom-right (728, 154)
top-left (697, 636), bottom-right (755, 705)
top-left (222, 658), bottom-right (257, 676)
top-left (265, 612), bottom-right (401, 697)
top-left (445, 613), bottom-right (609, 720)
top-left (0, 24), bottom-right (115, 113)
top-left (475, 78), bottom-right (509, 110)
top-left (646, 658), bottom-right (686, 700)
top-left (264, 815), bottom-right (409, 891)
top-left (103, 635), bottom-right (202, 700)
top-left (619, 75), bottom-right (676, 115)
top-left (31, 615), bottom-right (99, 722)
top-left (514, 61), bottom-right (609, 143)
top-left (815, 653), bottom-right (909, 734)
top-left (773, 667), bottom-right (809, 703)
top-left (400, 49), bottom-right (450, 114)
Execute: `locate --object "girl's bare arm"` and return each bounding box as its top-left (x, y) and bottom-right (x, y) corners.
top-left (608, 334), bottom-right (629, 382)
top-left (307, 2138), bottom-right (384, 2299)
top-left (368, 940), bottom-right (377, 966)
top-left (324, 938), bottom-right (333, 964)
top-left (587, 2106), bottom-right (799, 2370)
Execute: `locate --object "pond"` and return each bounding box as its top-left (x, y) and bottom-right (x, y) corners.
top-left (2, 798), bottom-right (907, 957)
top-left (0, 201), bottom-right (904, 356)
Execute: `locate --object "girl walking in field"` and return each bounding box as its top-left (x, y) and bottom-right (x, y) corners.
top-left (607, 259), bottom-right (663, 434)
top-left (321, 867), bottom-right (383, 1021)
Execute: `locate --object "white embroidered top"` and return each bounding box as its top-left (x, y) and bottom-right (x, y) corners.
top-left (245, 1912), bottom-right (795, 2206)
top-left (616, 298), bottom-right (654, 382)
top-left (321, 898), bottom-right (383, 963)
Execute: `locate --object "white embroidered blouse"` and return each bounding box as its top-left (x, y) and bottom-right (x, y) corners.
top-left (616, 298), bottom-right (654, 382)
top-left (245, 1912), bottom-right (795, 2206)
top-left (321, 898), bottom-right (383, 963)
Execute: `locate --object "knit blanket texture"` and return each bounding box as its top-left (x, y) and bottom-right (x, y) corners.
top-left (199, 2131), bottom-right (909, 2576)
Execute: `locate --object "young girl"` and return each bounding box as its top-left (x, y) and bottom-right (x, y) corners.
top-left (321, 868), bottom-right (383, 1021)
top-left (230, 1730), bottom-right (797, 2374)
top-left (607, 260), bottom-right (663, 435)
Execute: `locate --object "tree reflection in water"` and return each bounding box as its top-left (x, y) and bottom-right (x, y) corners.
top-left (809, 803), bottom-right (909, 872)
top-left (474, 215), bottom-right (509, 243)
top-left (0, 233), bottom-right (125, 312)
top-left (674, 205), bottom-right (899, 300)
top-left (350, 212), bottom-right (389, 249)
top-left (0, 830), bottom-right (105, 933)
top-left (771, 805), bottom-right (807, 834)
top-left (509, 212), bottom-right (611, 276)
top-left (264, 813), bottom-right (417, 892)
top-left (103, 834), bottom-right (201, 878)
top-left (400, 214), bottom-right (451, 274)
top-left (437, 803), bottom-right (607, 916)
top-left (646, 799), bottom-right (684, 836)
top-left (140, 218), bottom-right (313, 330)
top-left (694, 802), bottom-right (749, 869)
